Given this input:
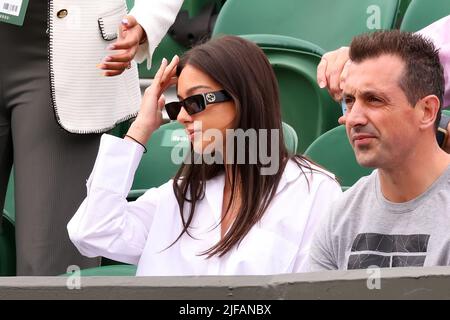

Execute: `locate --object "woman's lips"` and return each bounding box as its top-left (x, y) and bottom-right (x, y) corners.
top-left (186, 129), bottom-right (200, 141)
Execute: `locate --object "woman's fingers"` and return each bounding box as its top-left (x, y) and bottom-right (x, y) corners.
top-left (158, 94), bottom-right (166, 111)
top-left (161, 55), bottom-right (179, 84)
top-left (153, 58), bottom-right (169, 85)
top-left (144, 58), bottom-right (168, 100)
top-left (159, 55), bottom-right (179, 94)
top-left (98, 61), bottom-right (130, 71)
top-left (160, 76), bottom-right (178, 93)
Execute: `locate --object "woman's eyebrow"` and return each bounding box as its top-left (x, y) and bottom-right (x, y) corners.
top-left (179, 85), bottom-right (213, 99)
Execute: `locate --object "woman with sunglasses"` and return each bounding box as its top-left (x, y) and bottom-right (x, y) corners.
top-left (68, 36), bottom-right (342, 275)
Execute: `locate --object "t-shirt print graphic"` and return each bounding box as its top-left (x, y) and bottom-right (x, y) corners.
top-left (347, 233), bottom-right (430, 269)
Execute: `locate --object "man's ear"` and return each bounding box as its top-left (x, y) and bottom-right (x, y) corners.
top-left (416, 95), bottom-right (440, 130)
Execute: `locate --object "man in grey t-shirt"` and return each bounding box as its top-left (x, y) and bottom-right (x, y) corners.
top-left (309, 30), bottom-right (450, 271)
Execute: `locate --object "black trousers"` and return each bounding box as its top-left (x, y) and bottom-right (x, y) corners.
top-left (0, 0), bottom-right (100, 275)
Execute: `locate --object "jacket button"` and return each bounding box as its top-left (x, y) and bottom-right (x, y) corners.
top-left (57, 9), bottom-right (68, 18)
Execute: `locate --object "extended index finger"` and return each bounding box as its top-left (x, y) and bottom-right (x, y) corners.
top-left (151, 58), bottom-right (169, 93)
top-left (143, 58), bottom-right (168, 103)
top-left (161, 55), bottom-right (179, 85)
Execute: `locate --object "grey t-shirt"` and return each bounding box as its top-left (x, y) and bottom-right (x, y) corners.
top-left (309, 165), bottom-right (450, 271)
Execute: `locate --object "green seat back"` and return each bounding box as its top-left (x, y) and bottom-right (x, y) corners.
top-left (131, 122), bottom-right (188, 193)
top-left (395, 0), bottom-right (413, 27)
top-left (400, 0), bottom-right (450, 32)
top-left (282, 122), bottom-right (298, 153)
top-left (4, 171), bottom-right (14, 223)
top-left (213, 0), bottom-right (400, 52)
top-left (242, 34), bottom-right (341, 152)
top-left (63, 264), bottom-right (137, 277)
top-left (304, 125), bottom-right (373, 188)
top-left (0, 212), bottom-right (16, 276)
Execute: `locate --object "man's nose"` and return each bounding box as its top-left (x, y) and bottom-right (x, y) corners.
top-left (346, 101), bottom-right (368, 128)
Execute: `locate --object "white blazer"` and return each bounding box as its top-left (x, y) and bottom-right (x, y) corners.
top-left (49, 0), bottom-right (183, 133)
top-left (68, 134), bottom-right (343, 276)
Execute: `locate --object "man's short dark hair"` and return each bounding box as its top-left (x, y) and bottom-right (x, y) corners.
top-left (349, 30), bottom-right (444, 127)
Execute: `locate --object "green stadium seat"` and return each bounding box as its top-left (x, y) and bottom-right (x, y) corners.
top-left (282, 122), bottom-right (298, 154)
top-left (0, 211), bottom-right (16, 276)
top-left (130, 121), bottom-right (188, 195)
top-left (304, 125), bottom-right (373, 188)
top-left (62, 264), bottom-right (137, 277)
top-left (242, 34), bottom-right (341, 152)
top-left (400, 0), bottom-right (450, 32)
top-left (213, 0), bottom-right (400, 52)
top-left (395, 0), bottom-right (413, 28)
top-left (212, 1), bottom-right (399, 150)
top-left (4, 171), bottom-right (14, 222)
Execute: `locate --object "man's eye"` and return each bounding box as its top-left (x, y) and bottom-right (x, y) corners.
top-left (344, 98), bottom-right (354, 106)
top-left (368, 97), bottom-right (383, 103)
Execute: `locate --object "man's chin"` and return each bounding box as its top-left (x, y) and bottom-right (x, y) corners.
top-left (356, 160), bottom-right (378, 168)
top-left (354, 153), bottom-right (378, 168)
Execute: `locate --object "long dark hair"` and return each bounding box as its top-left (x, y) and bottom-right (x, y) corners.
top-left (171, 35), bottom-right (316, 257)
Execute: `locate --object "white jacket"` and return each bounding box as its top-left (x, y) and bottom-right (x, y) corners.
top-left (68, 134), bottom-right (343, 276)
top-left (49, 0), bottom-right (183, 133)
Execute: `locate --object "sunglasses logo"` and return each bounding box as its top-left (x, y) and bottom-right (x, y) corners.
top-left (205, 93), bottom-right (216, 103)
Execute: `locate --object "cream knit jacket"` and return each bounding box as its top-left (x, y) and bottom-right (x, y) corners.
top-left (49, 0), bottom-right (182, 133)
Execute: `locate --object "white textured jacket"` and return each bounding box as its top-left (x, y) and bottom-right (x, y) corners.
top-left (49, 0), bottom-right (183, 133)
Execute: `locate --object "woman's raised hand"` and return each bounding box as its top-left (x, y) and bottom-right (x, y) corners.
top-left (125, 55), bottom-right (179, 145)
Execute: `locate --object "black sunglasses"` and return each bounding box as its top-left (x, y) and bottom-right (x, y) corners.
top-left (165, 90), bottom-right (232, 120)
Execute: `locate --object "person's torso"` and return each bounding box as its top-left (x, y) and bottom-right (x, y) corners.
top-left (330, 167), bottom-right (450, 270)
top-left (135, 161), bottom-right (340, 276)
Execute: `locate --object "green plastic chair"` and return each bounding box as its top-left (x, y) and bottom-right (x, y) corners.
top-left (0, 211), bottom-right (16, 276)
top-left (213, 0), bottom-right (400, 52)
top-left (304, 125), bottom-right (373, 188)
top-left (400, 0), bottom-right (450, 32)
top-left (242, 34), bottom-right (341, 152)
